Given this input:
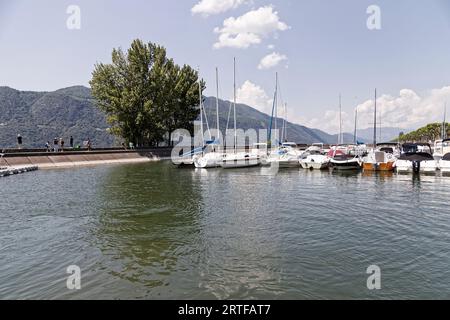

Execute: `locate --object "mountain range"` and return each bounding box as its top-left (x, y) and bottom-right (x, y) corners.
top-left (0, 86), bottom-right (115, 148)
top-left (1, 85), bottom-right (400, 148)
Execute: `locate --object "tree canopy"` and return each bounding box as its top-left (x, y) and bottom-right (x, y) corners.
top-left (90, 39), bottom-right (204, 146)
top-left (398, 123), bottom-right (448, 142)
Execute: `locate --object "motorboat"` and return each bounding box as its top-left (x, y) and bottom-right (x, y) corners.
top-left (329, 146), bottom-right (363, 171)
top-left (395, 143), bottom-right (438, 173)
top-left (433, 139), bottom-right (450, 162)
top-left (330, 154), bottom-right (362, 170)
top-left (305, 143), bottom-right (326, 155)
top-left (439, 152), bottom-right (450, 173)
top-left (300, 154), bottom-right (330, 170)
top-left (363, 143), bottom-right (400, 172)
top-left (266, 143), bottom-right (303, 168)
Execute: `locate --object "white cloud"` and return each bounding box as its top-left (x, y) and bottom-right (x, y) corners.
top-left (236, 80), bottom-right (273, 115)
top-left (213, 6), bottom-right (290, 49)
top-left (191, 0), bottom-right (248, 17)
top-left (267, 44), bottom-right (275, 50)
top-left (300, 87), bottom-right (450, 134)
top-left (258, 52), bottom-right (288, 70)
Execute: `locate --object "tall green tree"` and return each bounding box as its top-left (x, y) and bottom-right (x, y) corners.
top-left (90, 39), bottom-right (204, 146)
top-left (398, 122), bottom-right (449, 142)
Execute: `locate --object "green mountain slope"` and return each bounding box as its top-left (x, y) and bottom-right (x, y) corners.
top-left (0, 86), bottom-right (356, 148)
top-left (0, 86), bottom-right (115, 148)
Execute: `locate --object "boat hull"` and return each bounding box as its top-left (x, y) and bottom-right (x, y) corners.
top-left (440, 160), bottom-right (450, 173)
top-left (301, 161), bottom-right (329, 170)
top-left (330, 158), bottom-right (362, 171)
top-left (363, 162), bottom-right (395, 172)
top-left (172, 158), bottom-right (195, 167)
top-left (395, 160), bottom-right (438, 173)
top-left (300, 155), bottom-right (330, 170)
top-left (221, 154), bottom-right (261, 169)
top-left (193, 154), bottom-right (223, 169)
top-left (267, 160), bottom-right (300, 168)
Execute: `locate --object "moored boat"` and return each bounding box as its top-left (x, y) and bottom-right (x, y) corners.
top-left (266, 143), bottom-right (303, 168)
top-left (300, 154), bottom-right (330, 170)
top-left (330, 153), bottom-right (362, 170)
top-left (439, 153), bottom-right (450, 173)
top-left (221, 152), bottom-right (260, 169)
top-left (363, 143), bottom-right (399, 172)
top-left (433, 139), bottom-right (450, 162)
top-left (395, 143), bottom-right (437, 173)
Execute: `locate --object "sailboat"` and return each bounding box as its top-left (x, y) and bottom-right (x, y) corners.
top-left (266, 74), bottom-right (302, 168)
top-left (221, 58), bottom-right (261, 169)
top-left (330, 95), bottom-right (363, 170)
top-left (194, 68), bottom-right (224, 169)
top-left (363, 89), bottom-right (398, 171)
top-left (172, 72), bottom-right (210, 167)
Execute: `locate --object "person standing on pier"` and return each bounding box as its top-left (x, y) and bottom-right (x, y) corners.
top-left (70, 136), bottom-right (74, 148)
top-left (17, 134), bottom-right (23, 149)
top-left (53, 137), bottom-right (59, 153)
top-left (60, 138), bottom-right (65, 152)
top-left (45, 141), bottom-right (50, 152)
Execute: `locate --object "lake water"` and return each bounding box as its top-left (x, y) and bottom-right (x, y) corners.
top-left (1, 162), bottom-right (450, 300)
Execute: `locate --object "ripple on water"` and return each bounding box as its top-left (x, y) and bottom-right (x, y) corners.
top-left (1, 163), bottom-right (450, 299)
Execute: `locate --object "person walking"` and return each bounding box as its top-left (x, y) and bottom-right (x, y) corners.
top-left (87, 138), bottom-right (92, 151)
top-left (70, 136), bottom-right (74, 148)
top-left (17, 134), bottom-right (23, 149)
top-left (60, 138), bottom-right (65, 152)
top-left (45, 141), bottom-right (50, 152)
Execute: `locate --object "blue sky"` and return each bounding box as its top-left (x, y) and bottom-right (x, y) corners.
top-left (1, 0), bottom-right (450, 133)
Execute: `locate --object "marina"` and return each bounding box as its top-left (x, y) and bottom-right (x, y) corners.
top-left (2, 1), bottom-right (450, 305)
top-left (1, 161), bottom-right (450, 300)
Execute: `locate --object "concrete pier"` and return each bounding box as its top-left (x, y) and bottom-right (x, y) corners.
top-left (0, 148), bottom-right (172, 170)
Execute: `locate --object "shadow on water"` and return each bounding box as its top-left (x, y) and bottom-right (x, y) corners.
top-left (91, 162), bottom-right (203, 294)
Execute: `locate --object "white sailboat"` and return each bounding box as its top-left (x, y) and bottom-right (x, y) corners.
top-left (330, 94), bottom-right (363, 170)
top-left (172, 72), bottom-right (209, 167)
top-left (194, 68), bottom-right (224, 169)
top-left (266, 74), bottom-right (301, 168)
top-left (221, 58), bottom-right (261, 169)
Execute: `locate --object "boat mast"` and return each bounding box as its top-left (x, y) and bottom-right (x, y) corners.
top-left (284, 102), bottom-right (288, 142)
top-left (354, 106), bottom-right (358, 145)
top-left (339, 94), bottom-right (342, 145)
top-left (373, 88), bottom-right (377, 147)
top-left (443, 103), bottom-right (447, 140)
top-left (275, 73), bottom-right (278, 145)
top-left (233, 58), bottom-right (237, 154)
top-left (198, 68), bottom-right (204, 145)
top-left (216, 67), bottom-right (220, 152)
top-left (268, 72), bottom-right (278, 145)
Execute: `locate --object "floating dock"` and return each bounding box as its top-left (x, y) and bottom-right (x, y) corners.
top-left (0, 165), bottom-right (39, 178)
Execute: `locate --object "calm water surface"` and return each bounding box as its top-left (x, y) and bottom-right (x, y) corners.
top-left (1, 162), bottom-right (450, 299)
